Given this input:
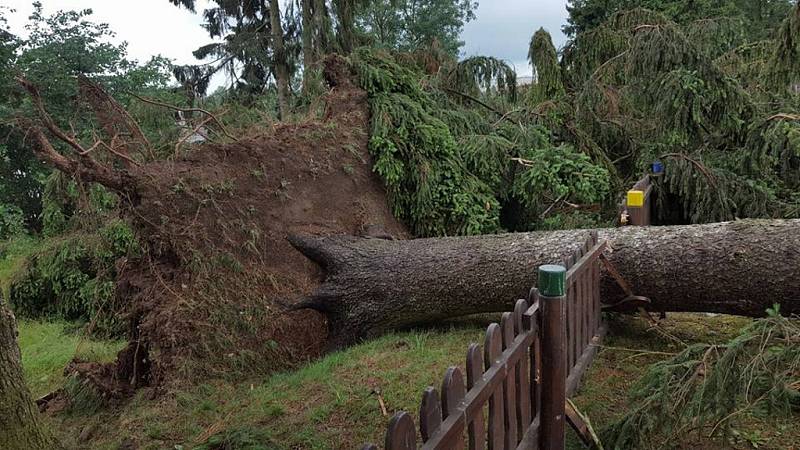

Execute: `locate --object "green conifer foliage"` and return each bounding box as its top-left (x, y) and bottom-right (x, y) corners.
top-left (351, 48), bottom-right (612, 236)
top-left (529, 28), bottom-right (565, 104)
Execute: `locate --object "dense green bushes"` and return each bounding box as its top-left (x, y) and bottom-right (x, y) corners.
top-left (352, 48), bottom-right (613, 237)
top-left (6, 220), bottom-right (139, 337)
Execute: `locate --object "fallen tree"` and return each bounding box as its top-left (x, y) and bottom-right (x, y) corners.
top-left (290, 219), bottom-right (800, 347)
top-left (13, 56), bottom-right (800, 372)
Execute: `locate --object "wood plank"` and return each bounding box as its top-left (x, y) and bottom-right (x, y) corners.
top-left (575, 270), bottom-right (584, 365)
top-left (584, 239), bottom-right (592, 348)
top-left (386, 412), bottom-right (417, 450)
top-left (466, 344), bottom-right (486, 450)
top-left (565, 400), bottom-right (601, 450)
top-left (565, 241), bottom-right (607, 286)
top-left (565, 254), bottom-right (576, 372)
top-left (464, 332), bottom-right (535, 423)
top-left (501, 312), bottom-right (518, 449)
top-left (420, 387), bottom-right (442, 442)
top-left (442, 367), bottom-right (466, 450)
top-left (523, 290), bottom-right (540, 422)
top-left (484, 323), bottom-right (505, 450)
top-left (516, 416), bottom-right (540, 450)
top-left (513, 300), bottom-right (532, 433)
top-left (565, 323), bottom-right (608, 398)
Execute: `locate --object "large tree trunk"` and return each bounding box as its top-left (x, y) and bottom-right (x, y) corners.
top-left (0, 302), bottom-right (60, 450)
top-left (269, 0), bottom-right (291, 119)
top-left (291, 220), bottom-right (800, 348)
top-left (301, 0), bottom-right (315, 94)
top-left (333, 0), bottom-right (356, 53)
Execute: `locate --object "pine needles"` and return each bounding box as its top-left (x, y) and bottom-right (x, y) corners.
top-left (603, 308), bottom-right (800, 449)
top-left (351, 48), bottom-right (612, 236)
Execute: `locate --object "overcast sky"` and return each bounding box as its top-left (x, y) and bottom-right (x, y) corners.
top-left (3, 0), bottom-right (570, 80)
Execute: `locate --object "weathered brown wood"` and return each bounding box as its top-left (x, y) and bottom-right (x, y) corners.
top-left (513, 300), bottom-right (532, 434)
top-left (420, 388), bottom-right (442, 442)
top-left (626, 176), bottom-right (653, 226)
top-left (564, 400), bottom-right (602, 450)
top-left (565, 240), bottom-right (607, 285)
top-left (466, 344), bottom-right (486, 450)
top-left (516, 416), bottom-right (541, 450)
top-left (565, 324), bottom-right (607, 398)
top-left (575, 270), bottom-right (584, 365)
top-left (540, 285), bottom-right (566, 450)
top-left (592, 231), bottom-right (596, 334)
top-left (442, 367), bottom-right (467, 450)
top-left (484, 324), bottom-right (504, 450)
top-left (501, 313), bottom-right (518, 449)
top-left (386, 412), bottom-right (417, 450)
top-left (585, 239), bottom-right (593, 348)
top-left (523, 293), bottom-right (541, 424)
top-left (463, 331), bottom-right (535, 425)
top-left (565, 254), bottom-right (575, 372)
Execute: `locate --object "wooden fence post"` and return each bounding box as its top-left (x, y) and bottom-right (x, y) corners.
top-left (539, 264), bottom-right (566, 450)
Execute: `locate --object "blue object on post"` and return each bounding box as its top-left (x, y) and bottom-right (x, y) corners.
top-left (651, 160), bottom-right (664, 174)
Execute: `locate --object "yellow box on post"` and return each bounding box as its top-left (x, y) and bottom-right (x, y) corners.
top-left (627, 190), bottom-right (645, 207)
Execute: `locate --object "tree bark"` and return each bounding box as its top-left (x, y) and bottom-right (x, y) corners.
top-left (301, 0), bottom-right (315, 94)
top-left (269, 0), bottom-right (291, 119)
top-left (0, 302), bottom-right (60, 450)
top-left (290, 220), bottom-right (800, 348)
top-left (313, 0), bottom-right (330, 57)
top-left (333, 0), bottom-right (356, 53)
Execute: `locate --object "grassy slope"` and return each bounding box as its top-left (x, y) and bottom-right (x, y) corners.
top-left (37, 314), bottom-right (800, 450)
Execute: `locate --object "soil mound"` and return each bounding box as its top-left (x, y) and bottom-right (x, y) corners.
top-left (110, 56), bottom-right (406, 382)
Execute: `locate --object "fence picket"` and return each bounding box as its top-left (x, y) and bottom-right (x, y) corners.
top-left (466, 344), bottom-right (486, 450)
top-left (386, 412), bottom-right (417, 450)
top-left (501, 312), bottom-right (518, 448)
top-left (513, 299), bottom-right (532, 432)
top-left (484, 323), bottom-right (504, 450)
top-left (420, 387), bottom-right (442, 442)
top-left (566, 253), bottom-right (577, 371)
top-left (591, 232), bottom-right (600, 337)
top-left (583, 238), bottom-right (592, 348)
top-left (442, 367), bottom-right (467, 450)
top-left (525, 290), bottom-right (541, 422)
top-left (575, 266), bottom-right (584, 363)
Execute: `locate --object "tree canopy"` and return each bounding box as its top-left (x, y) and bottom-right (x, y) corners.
top-left (0, 4), bottom-right (172, 235)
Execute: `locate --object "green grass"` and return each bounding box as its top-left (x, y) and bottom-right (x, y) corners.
top-left (37, 313), bottom-right (800, 450)
top-left (50, 317), bottom-right (496, 449)
top-left (18, 320), bottom-right (126, 398)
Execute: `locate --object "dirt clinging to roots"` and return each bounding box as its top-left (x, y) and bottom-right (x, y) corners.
top-left (100, 55), bottom-right (407, 386)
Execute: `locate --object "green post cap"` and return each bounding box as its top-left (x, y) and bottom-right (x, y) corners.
top-left (538, 264), bottom-right (566, 297)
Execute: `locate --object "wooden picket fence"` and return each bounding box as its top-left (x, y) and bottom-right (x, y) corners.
top-left (363, 232), bottom-right (607, 450)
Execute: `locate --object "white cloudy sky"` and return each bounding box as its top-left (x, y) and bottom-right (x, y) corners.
top-left (3, 0), bottom-right (570, 80)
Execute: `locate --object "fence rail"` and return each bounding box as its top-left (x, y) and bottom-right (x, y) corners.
top-left (363, 232), bottom-right (606, 450)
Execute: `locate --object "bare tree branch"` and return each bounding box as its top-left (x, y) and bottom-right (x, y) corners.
top-left (127, 93), bottom-right (239, 142)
